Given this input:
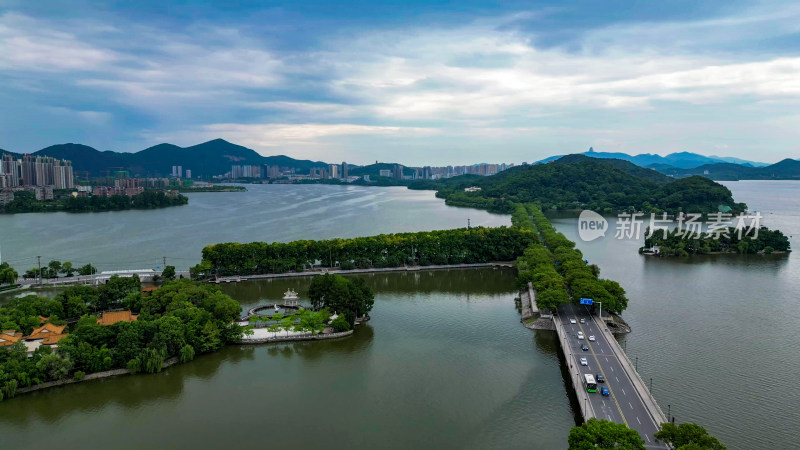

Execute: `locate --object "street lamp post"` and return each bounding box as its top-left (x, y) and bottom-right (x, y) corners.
top-left (635, 356), bottom-right (638, 371)
top-left (596, 301), bottom-right (602, 321)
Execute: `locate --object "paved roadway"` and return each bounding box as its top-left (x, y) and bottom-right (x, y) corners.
top-left (558, 303), bottom-right (667, 448)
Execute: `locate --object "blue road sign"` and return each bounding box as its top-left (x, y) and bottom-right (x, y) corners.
top-left (579, 298), bottom-right (594, 305)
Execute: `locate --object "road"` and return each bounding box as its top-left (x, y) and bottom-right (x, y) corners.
top-left (558, 303), bottom-right (667, 448)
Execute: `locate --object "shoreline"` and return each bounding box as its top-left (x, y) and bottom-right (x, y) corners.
top-left (210, 262), bottom-right (514, 284)
top-left (13, 356), bottom-right (181, 397)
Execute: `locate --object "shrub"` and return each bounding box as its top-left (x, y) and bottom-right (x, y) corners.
top-left (330, 315), bottom-right (351, 332)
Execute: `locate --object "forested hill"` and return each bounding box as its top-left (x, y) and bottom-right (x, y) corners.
top-left (412, 155), bottom-right (746, 214)
top-left (653, 158), bottom-right (800, 180)
top-left (0, 139), bottom-right (329, 178)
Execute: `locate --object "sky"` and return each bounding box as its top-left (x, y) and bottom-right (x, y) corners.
top-left (1, 0), bottom-right (799, 165)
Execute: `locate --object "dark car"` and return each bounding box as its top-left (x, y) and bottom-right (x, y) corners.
top-left (596, 374), bottom-right (605, 383)
top-left (601, 386), bottom-right (610, 396)
top-left (581, 344), bottom-right (589, 351)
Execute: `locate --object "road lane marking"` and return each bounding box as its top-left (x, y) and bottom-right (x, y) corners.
top-left (576, 319), bottom-right (628, 426)
top-left (616, 376), bottom-right (620, 383)
top-left (646, 435), bottom-right (651, 442)
top-left (610, 366), bottom-right (614, 372)
top-left (622, 388), bottom-right (626, 396)
top-left (629, 402), bottom-right (634, 410)
top-left (636, 417), bottom-right (641, 424)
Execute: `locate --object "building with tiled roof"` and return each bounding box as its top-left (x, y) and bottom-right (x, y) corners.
top-left (96, 310), bottom-right (139, 326)
top-left (0, 330), bottom-right (23, 347)
top-left (25, 323), bottom-right (67, 340)
top-left (20, 323), bottom-right (68, 354)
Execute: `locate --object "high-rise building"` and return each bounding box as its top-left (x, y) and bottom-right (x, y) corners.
top-left (171, 166), bottom-right (178, 177)
top-left (393, 164), bottom-right (403, 180)
top-left (328, 164), bottom-right (339, 179)
top-left (185, 169), bottom-right (192, 179)
top-left (423, 166), bottom-right (432, 180)
top-left (341, 161), bottom-right (348, 179)
top-left (177, 166), bottom-right (183, 178)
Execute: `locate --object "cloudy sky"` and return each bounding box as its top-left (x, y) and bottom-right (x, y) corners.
top-left (1, 0), bottom-right (799, 165)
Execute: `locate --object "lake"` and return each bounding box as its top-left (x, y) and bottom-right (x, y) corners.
top-left (1, 180), bottom-right (798, 449)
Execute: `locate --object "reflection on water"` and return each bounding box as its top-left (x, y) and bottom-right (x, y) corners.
top-left (0, 268), bottom-right (575, 450)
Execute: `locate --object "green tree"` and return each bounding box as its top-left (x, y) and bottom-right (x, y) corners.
top-left (61, 261), bottom-right (75, 277)
top-left (162, 265), bottom-right (176, 280)
top-left (179, 344), bottom-right (196, 363)
top-left (654, 423), bottom-right (726, 450)
top-left (568, 419), bottom-right (645, 450)
top-left (47, 260), bottom-right (62, 278)
top-left (78, 264), bottom-right (97, 276)
top-left (0, 266), bottom-right (18, 285)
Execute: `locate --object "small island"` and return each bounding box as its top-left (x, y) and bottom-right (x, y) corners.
top-left (640, 226), bottom-right (791, 256)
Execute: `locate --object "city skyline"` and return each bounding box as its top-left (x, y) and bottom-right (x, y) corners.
top-left (1, 1), bottom-right (799, 165)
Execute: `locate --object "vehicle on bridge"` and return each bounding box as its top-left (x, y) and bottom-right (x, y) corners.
top-left (577, 332), bottom-right (584, 340)
top-left (581, 344), bottom-right (589, 351)
top-left (580, 357), bottom-right (588, 366)
top-left (596, 374), bottom-right (605, 383)
top-left (584, 374), bottom-right (597, 393)
top-left (569, 318), bottom-right (577, 324)
top-left (588, 335), bottom-right (596, 341)
top-left (601, 386), bottom-right (610, 396)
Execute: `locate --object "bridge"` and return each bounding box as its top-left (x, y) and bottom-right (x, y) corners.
top-left (552, 301), bottom-right (668, 448)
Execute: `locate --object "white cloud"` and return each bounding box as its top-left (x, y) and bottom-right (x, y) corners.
top-left (0, 12), bottom-right (117, 71)
top-left (2, 5), bottom-right (800, 163)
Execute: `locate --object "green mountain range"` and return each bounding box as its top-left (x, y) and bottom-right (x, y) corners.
top-left (0, 139), bottom-right (328, 178)
top-left (537, 148), bottom-right (769, 169)
top-left (653, 158), bottom-right (800, 180)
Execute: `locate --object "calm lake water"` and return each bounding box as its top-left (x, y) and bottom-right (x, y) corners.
top-left (0, 184), bottom-right (509, 272)
top-left (0, 268), bottom-right (576, 450)
top-left (1, 180), bottom-right (798, 449)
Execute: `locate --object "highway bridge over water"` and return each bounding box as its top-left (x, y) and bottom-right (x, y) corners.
top-left (553, 301), bottom-right (669, 448)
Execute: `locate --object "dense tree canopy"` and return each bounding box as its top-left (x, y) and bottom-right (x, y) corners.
top-left (655, 423), bottom-right (726, 450)
top-left (513, 204), bottom-right (629, 312)
top-left (417, 157), bottom-right (746, 215)
top-left (1, 190), bottom-right (188, 214)
top-left (568, 419), bottom-right (645, 449)
top-left (644, 226), bottom-right (791, 256)
top-left (192, 227), bottom-right (535, 278)
top-left (0, 278), bottom-right (243, 400)
top-left (307, 274), bottom-right (374, 326)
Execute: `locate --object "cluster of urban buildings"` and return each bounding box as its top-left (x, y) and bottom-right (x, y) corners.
top-left (376, 162), bottom-right (511, 181)
top-left (225, 164), bottom-right (285, 179)
top-left (0, 154), bottom-right (76, 205)
top-left (171, 165), bottom-right (192, 179)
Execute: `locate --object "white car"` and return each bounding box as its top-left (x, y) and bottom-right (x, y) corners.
top-left (569, 318), bottom-right (577, 324)
top-left (580, 318), bottom-right (586, 324)
top-left (588, 335), bottom-right (596, 342)
top-left (577, 332), bottom-right (584, 340)
top-left (580, 358), bottom-right (588, 366)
